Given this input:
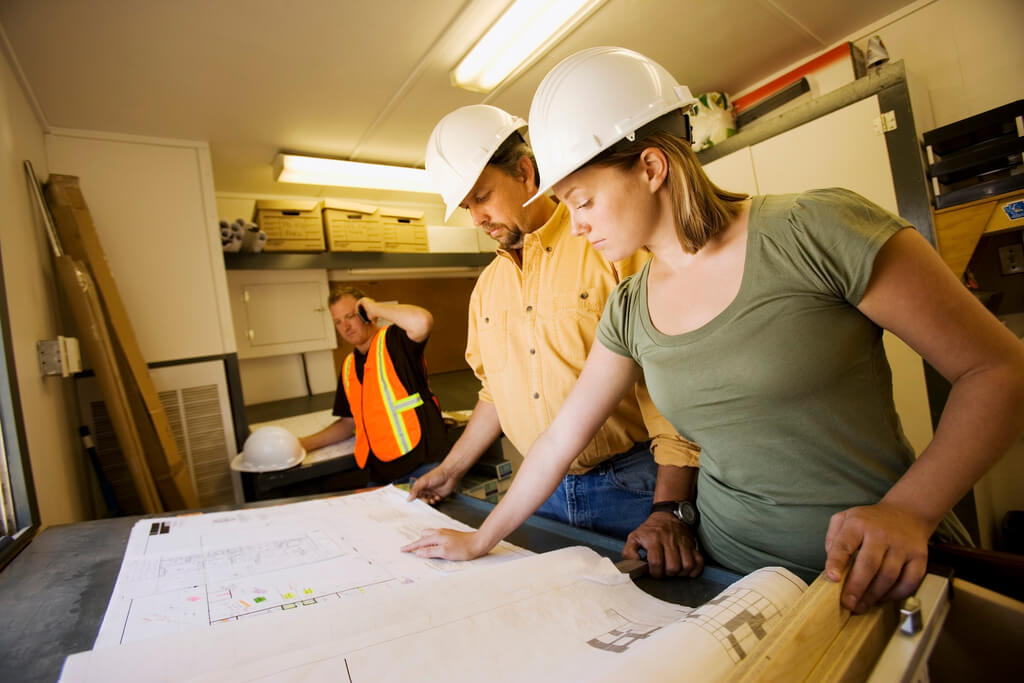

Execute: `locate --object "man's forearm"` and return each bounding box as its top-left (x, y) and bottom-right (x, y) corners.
top-left (365, 300), bottom-right (433, 341)
top-left (299, 418), bottom-right (355, 452)
top-left (442, 400), bottom-right (504, 479)
top-left (653, 465), bottom-right (698, 503)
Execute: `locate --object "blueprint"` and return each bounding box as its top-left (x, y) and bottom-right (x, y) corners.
top-left (65, 545), bottom-right (806, 682)
top-left (92, 486), bottom-right (530, 648)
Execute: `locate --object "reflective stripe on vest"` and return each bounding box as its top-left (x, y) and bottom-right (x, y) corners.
top-left (343, 326), bottom-right (423, 467)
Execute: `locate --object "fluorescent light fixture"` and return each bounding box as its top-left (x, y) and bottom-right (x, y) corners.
top-left (451, 0), bottom-right (608, 93)
top-left (273, 153), bottom-right (435, 194)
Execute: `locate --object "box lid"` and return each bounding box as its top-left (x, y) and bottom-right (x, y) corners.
top-left (255, 199), bottom-right (323, 212)
top-left (323, 198), bottom-right (377, 215)
top-left (378, 206), bottom-right (425, 220)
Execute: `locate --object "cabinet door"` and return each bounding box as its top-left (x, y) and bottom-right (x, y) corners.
top-left (45, 133), bottom-right (234, 362)
top-left (751, 95), bottom-right (899, 213)
top-left (702, 146), bottom-right (759, 197)
top-left (227, 270), bottom-right (336, 359)
top-left (749, 96), bottom-right (932, 456)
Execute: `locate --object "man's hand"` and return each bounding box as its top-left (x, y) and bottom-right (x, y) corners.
top-left (401, 528), bottom-right (486, 561)
top-left (824, 502), bottom-right (931, 614)
top-left (622, 512), bottom-right (703, 579)
top-left (407, 464), bottom-right (459, 504)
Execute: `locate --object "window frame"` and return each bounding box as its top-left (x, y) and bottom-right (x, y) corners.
top-left (0, 243), bottom-right (40, 570)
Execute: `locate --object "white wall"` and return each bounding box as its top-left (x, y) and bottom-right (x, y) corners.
top-left (0, 36), bottom-right (91, 525)
top-left (734, 0), bottom-right (1024, 137)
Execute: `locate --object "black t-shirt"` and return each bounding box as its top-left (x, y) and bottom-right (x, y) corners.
top-left (334, 325), bottom-right (447, 483)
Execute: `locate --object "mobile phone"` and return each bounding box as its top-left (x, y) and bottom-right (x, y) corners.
top-left (357, 304), bottom-right (371, 324)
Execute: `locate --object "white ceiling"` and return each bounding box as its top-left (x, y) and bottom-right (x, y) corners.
top-left (1, 0), bottom-right (916, 199)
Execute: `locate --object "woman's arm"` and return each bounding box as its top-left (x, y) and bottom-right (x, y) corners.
top-left (401, 343), bottom-right (642, 560)
top-left (827, 226), bottom-right (1024, 612)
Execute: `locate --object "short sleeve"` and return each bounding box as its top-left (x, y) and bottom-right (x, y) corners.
top-left (784, 188), bottom-right (911, 305)
top-left (596, 272), bottom-right (643, 360)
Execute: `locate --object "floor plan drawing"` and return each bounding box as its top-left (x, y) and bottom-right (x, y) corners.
top-left (92, 486), bottom-right (531, 648)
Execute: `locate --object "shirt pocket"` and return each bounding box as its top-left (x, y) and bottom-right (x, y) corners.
top-left (552, 287), bottom-right (604, 364)
top-left (476, 309), bottom-right (508, 374)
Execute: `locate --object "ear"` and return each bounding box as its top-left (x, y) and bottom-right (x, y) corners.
top-left (638, 147), bottom-right (669, 193)
top-left (516, 154), bottom-right (538, 193)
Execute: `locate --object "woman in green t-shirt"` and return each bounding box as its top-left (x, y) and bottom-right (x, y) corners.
top-left (402, 48), bottom-right (1024, 615)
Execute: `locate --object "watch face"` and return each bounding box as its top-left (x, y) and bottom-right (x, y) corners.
top-left (676, 501), bottom-right (698, 526)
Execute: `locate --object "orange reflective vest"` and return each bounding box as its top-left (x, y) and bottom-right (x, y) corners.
top-left (342, 325), bottom-right (424, 468)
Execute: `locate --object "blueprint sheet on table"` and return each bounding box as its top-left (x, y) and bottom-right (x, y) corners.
top-left (64, 544), bottom-right (807, 683)
top-left (92, 486), bottom-right (530, 648)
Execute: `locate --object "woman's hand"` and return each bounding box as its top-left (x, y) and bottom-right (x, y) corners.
top-left (824, 502), bottom-right (932, 614)
top-left (401, 528), bottom-right (488, 561)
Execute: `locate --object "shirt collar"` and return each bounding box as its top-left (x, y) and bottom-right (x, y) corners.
top-left (495, 201), bottom-right (568, 260)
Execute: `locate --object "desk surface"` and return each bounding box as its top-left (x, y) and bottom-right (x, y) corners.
top-left (0, 493), bottom-right (740, 683)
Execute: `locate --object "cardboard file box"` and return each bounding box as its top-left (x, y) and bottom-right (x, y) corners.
top-left (378, 207), bottom-right (428, 253)
top-left (323, 199), bottom-right (383, 252)
top-left (254, 199), bottom-right (325, 251)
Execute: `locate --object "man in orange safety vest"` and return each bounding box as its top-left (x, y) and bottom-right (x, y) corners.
top-left (299, 286), bottom-right (447, 485)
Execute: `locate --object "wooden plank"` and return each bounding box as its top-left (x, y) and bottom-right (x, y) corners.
top-left (45, 174), bottom-right (199, 510)
top-left (55, 256), bottom-right (163, 513)
top-left (933, 200), bottom-right (996, 278)
top-left (806, 601), bottom-right (897, 682)
top-left (728, 572), bottom-right (851, 682)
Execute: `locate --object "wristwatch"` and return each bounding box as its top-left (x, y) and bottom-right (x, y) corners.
top-left (650, 500), bottom-right (700, 527)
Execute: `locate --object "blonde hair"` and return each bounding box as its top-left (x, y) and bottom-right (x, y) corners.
top-left (590, 130), bottom-right (748, 253)
top-left (328, 285), bottom-right (365, 306)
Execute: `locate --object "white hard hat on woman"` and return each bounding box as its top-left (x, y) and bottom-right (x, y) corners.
top-left (527, 46), bottom-right (698, 204)
top-left (425, 104), bottom-right (527, 220)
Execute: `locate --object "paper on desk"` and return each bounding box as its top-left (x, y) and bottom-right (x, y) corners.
top-left (250, 409), bottom-right (356, 464)
top-left (91, 486), bottom-right (530, 649)
top-left (62, 546), bottom-right (806, 683)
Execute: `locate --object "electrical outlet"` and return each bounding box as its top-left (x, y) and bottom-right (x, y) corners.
top-left (999, 244), bottom-right (1024, 275)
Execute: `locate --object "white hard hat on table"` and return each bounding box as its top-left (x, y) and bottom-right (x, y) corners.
top-left (231, 426), bottom-right (305, 472)
top-left (425, 104), bottom-right (527, 220)
top-left (526, 46), bottom-right (698, 204)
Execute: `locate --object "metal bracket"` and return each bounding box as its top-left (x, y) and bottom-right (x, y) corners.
top-left (36, 335), bottom-right (82, 377)
top-left (873, 110), bottom-right (898, 134)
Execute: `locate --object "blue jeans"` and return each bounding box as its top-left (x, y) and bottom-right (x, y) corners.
top-left (535, 441), bottom-right (657, 540)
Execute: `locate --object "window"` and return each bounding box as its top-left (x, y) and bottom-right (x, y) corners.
top-left (0, 244), bottom-right (40, 569)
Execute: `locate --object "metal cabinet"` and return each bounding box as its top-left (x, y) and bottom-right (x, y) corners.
top-left (226, 269), bottom-right (335, 359)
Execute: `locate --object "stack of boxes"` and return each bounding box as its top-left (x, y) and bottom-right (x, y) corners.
top-left (253, 199), bottom-right (429, 253)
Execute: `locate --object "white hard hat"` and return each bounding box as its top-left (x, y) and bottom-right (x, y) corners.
top-left (231, 426), bottom-right (305, 472)
top-left (425, 105), bottom-right (527, 220)
top-left (526, 46), bottom-right (698, 204)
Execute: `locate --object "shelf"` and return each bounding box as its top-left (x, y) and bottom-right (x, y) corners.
top-left (224, 251), bottom-right (494, 270)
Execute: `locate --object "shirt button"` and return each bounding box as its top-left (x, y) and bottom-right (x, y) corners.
top-left (545, 246), bottom-right (552, 252)
top-left (484, 317), bottom-right (489, 323)
top-left (533, 392), bottom-right (539, 399)
top-left (580, 292), bottom-right (589, 299)
top-left (526, 305), bottom-right (533, 312)
top-left (529, 348), bottom-right (536, 354)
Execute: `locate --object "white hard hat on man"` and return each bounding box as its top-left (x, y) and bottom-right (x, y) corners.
top-left (527, 46), bottom-right (699, 203)
top-left (425, 104), bottom-right (526, 220)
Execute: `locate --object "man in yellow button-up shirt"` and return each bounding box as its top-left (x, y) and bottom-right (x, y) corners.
top-left (408, 105), bottom-right (702, 577)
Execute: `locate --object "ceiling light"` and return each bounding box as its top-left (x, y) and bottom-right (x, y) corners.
top-left (273, 154), bottom-right (435, 194)
top-left (451, 0), bottom-right (608, 93)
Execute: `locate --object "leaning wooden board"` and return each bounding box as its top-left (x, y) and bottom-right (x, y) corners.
top-left (45, 174), bottom-right (198, 511)
top-left (728, 570), bottom-right (898, 682)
